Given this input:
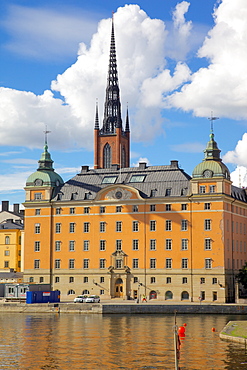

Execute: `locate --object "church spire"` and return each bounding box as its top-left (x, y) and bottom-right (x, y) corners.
top-left (101, 16), bottom-right (122, 134)
top-left (94, 100), bottom-right (99, 130)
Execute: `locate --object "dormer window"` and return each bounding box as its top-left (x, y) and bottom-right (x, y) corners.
top-left (34, 193), bottom-right (42, 200)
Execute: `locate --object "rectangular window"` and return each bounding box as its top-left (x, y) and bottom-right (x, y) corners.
top-left (132, 258), bottom-right (139, 269)
top-left (100, 206), bottom-right (105, 214)
top-left (150, 239), bottom-right (156, 250)
top-left (84, 276), bottom-right (88, 283)
top-left (181, 220), bottom-right (188, 231)
top-left (204, 219), bottom-right (211, 230)
top-left (205, 258), bottom-right (212, 269)
top-left (69, 240), bottom-right (75, 251)
top-left (116, 206), bottom-right (122, 213)
top-left (133, 205), bottom-right (138, 212)
top-left (205, 238), bottom-right (212, 250)
top-left (132, 221), bottom-right (139, 232)
top-left (116, 240), bottom-right (122, 250)
top-left (132, 239), bottom-right (139, 250)
top-left (150, 258), bottom-right (156, 269)
top-left (99, 259), bottom-right (106, 269)
top-left (182, 277), bottom-right (188, 284)
top-left (55, 277), bottom-right (59, 283)
top-left (181, 239), bottom-right (188, 250)
top-left (116, 259), bottom-right (122, 269)
top-left (56, 208), bottom-right (61, 215)
top-left (35, 209), bottom-right (41, 215)
top-left (102, 176), bottom-right (117, 184)
top-left (4, 250), bottom-right (10, 256)
top-left (69, 259), bottom-right (75, 269)
top-left (204, 203), bottom-right (211, 210)
top-left (83, 240), bottom-right (89, 251)
top-left (133, 277), bottom-right (138, 283)
top-left (69, 277), bottom-right (74, 283)
top-left (116, 221), bottom-right (122, 232)
top-left (150, 220), bottom-right (156, 231)
top-left (55, 241), bottom-right (61, 251)
top-left (150, 204), bottom-right (156, 212)
top-left (55, 259), bottom-right (61, 269)
top-left (100, 240), bottom-right (106, 251)
top-left (200, 277), bottom-right (205, 284)
top-left (34, 241), bottom-right (40, 252)
top-left (84, 222), bottom-right (90, 233)
top-left (165, 220), bottom-right (172, 231)
top-left (100, 289), bottom-right (104, 295)
top-left (212, 278), bottom-right (217, 284)
top-left (84, 207), bottom-right (90, 214)
top-left (150, 277), bottom-right (156, 284)
top-left (209, 185), bottom-right (216, 193)
top-left (34, 259), bottom-right (40, 269)
top-left (100, 221), bottom-right (106, 233)
top-left (35, 223), bottom-right (40, 234)
top-left (166, 258), bottom-right (172, 269)
top-left (181, 204), bottom-right (187, 211)
top-left (165, 239), bottom-right (172, 250)
top-left (69, 223), bottom-right (75, 233)
top-left (166, 204), bottom-right (171, 211)
top-left (34, 193), bottom-right (42, 200)
top-left (100, 277), bottom-right (104, 283)
top-left (4, 261), bottom-right (9, 268)
top-left (55, 223), bottom-right (61, 233)
top-left (166, 188), bottom-right (171, 196)
top-left (83, 259), bottom-right (89, 269)
top-left (166, 277), bottom-right (171, 284)
top-left (70, 207), bottom-right (75, 214)
top-left (182, 258), bottom-right (188, 269)
top-left (199, 185), bottom-right (206, 193)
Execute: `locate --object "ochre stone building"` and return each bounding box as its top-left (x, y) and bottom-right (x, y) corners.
top-left (23, 20), bottom-right (247, 302)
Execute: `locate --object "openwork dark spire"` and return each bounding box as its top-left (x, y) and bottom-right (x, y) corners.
top-left (94, 100), bottom-right (99, 129)
top-left (101, 16), bottom-right (122, 134)
top-left (125, 106), bottom-right (130, 132)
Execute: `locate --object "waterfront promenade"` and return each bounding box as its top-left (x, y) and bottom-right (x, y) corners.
top-left (1, 298), bottom-right (247, 315)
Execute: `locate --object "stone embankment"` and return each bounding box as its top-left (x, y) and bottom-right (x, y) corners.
top-left (0, 301), bottom-right (247, 314)
top-left (220, 321), bottom-right (247, 344)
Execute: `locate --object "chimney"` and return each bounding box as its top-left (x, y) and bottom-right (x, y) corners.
top-left (2, 201), bottom-right (9, 212)
top-left (170, 160), bottom-right (179, 168)
top-left (139, 162), bottom-right (147, 170)
top-left (13, 204), bottom-right (20, 214)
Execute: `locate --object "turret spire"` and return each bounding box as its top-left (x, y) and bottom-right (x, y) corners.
top-left (94, 99), bottom-right (99, 129)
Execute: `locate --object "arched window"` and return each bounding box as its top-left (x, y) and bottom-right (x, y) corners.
top-left (165, 290), bottom-right (173, 300)
top-left (5, 236), bottom-right (10, 245)
top-left (181, 291), bottom-right (189, 300)
top-left (67, 289), bottom-right (75, 295)
top-left (82, 289), bottom-right (90, 295)
top-left (103, 143), bottom-right (111, 169)
top-left (121, 146), bottom-right (126, 168)
top-left (149, 290), bottom-right (157, 300)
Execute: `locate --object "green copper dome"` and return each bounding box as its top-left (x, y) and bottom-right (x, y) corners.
top-left (192, 131), bottom-right (230, 180)
top-left (26, 143), bottom-right (63, 187)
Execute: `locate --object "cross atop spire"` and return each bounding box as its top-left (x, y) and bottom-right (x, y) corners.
top-left (208, 111), bottom-right (219, 136)
top-left (43, 125), bottom-right (51, 145)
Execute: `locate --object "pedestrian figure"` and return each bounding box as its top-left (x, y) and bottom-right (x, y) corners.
top-left (142, 294), bottom-right (147, 302)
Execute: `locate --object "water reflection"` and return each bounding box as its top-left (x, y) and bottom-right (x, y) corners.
top-left (0, 313), bottom-right (246, 369)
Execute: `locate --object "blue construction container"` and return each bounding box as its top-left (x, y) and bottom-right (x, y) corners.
top-left (26, 290), bottom-right (60, 304)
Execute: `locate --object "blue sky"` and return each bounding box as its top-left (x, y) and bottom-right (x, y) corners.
top-left (1, 0), bottom-right (247, 207)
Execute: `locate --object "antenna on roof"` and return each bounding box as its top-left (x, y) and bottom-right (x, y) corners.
top-left (208, 111), bottom-right (219, 133)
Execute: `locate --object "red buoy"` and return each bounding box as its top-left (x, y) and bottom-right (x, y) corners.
top-left (178, 326), bottom-right (185, 334)
top-left (183, 323), bottom-right (187, 327)
top-left (212, 327), bottom-right (216, 332)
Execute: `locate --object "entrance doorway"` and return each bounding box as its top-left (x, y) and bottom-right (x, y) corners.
top-left (115, 278), bottom-right (123, 297)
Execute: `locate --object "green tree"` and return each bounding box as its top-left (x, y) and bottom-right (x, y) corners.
top-left (236, 262), bottom-right (247, 289)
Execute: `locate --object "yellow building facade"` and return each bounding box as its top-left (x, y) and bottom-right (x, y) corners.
top-left (23, 21), bottom-right (247, 303)
top-left (0, 224), bottom-right (22, 272)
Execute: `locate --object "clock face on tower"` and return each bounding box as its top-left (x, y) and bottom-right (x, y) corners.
top-left (204, 170), bottom-right (213, 178)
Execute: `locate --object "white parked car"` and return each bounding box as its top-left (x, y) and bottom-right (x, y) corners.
top-left (85, 295), bottom-right (100, 303)
top-left (74, 295), bottom-right (88, 303)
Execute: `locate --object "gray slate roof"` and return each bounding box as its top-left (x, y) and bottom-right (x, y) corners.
top-left (53, 162), bottom-right (191, 202)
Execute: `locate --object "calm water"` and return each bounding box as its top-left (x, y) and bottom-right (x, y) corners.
top-left (0, 313), bottom-right (247, 369)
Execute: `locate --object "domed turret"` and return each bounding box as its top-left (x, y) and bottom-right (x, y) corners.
top-left (192, 131), bottom-right (230, 180)
top-left (26, 143), bottom-right (63, 188)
